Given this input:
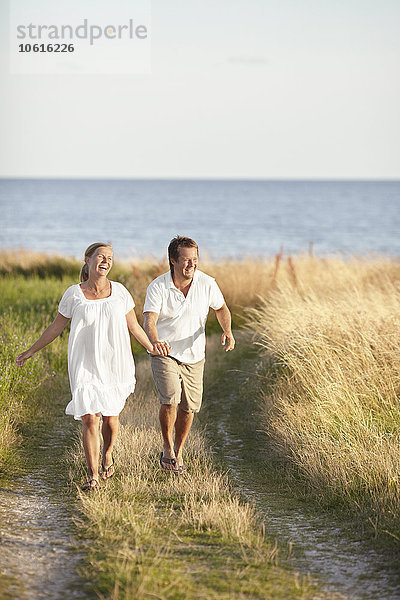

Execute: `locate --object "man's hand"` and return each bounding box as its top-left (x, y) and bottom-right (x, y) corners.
top-left (215, 304), bottom-right (235, 352)
top-left (221, 332), bottom-right (235, 352)
top-left (151, 341), bottom-right (171, 356)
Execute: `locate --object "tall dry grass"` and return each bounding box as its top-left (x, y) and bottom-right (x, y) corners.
top-left (247, 255), bottom-right (400, 538)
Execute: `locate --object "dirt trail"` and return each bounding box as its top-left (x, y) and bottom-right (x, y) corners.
top-left (0, 377), bottom-right (95, 600)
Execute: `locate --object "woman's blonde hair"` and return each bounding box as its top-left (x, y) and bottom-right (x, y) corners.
top-left (80, 242), bottom-right (113, 282)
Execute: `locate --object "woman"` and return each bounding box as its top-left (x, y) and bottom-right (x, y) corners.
top-left (16, 242), bottom-right (158, 490)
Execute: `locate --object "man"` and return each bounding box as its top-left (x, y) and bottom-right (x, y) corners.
top-left (143, 235), bottom-right (235, 473)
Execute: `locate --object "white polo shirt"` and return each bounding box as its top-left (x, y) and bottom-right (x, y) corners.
top-left (143, 269), bottom-right (225, 364)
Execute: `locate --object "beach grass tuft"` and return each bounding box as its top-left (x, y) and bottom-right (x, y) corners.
top-left (246, 255), bottom-right (400, 538)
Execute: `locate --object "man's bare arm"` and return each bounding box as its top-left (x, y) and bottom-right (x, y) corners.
top-left (143, 311), bottom-right (171, 356)
top-left (214, 303), bottom-right (235, 352)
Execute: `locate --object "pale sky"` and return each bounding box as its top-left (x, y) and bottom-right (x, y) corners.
top-left (0, 0), bottom-right (399, 179)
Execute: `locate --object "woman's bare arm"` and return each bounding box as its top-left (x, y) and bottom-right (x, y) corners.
top-left (16, 313), bottom-right (70, 366)
top-left (126, 309), bottom-right (163, 354)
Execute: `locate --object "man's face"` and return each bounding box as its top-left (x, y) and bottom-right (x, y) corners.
top-left (172, 246), bottom-right (198, 281)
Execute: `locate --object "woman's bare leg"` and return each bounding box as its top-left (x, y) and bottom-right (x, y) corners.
top-left (82, 413), bottom-right (101, 486)
top-left (101, 416), bottom-right (119, 478)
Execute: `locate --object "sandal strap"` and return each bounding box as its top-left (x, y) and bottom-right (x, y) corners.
top-left (82, 478), bottom-right (99, 490)
top-left (102, 458), bottom-right (115, 473)
top-left (161, 456), bottom-right (176, 465)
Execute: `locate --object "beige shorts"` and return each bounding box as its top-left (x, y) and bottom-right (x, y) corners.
top-left (150, 355), bottom-right (205, 413)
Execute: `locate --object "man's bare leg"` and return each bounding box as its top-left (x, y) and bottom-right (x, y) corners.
top-left (174, 406), bottom-right (194, 468)
top-left (101, 416), bottom-right (119, 479)
top-left (82, 413), bottom-right (101, 487)
top-left (159, 404), bottom-right (178, 470)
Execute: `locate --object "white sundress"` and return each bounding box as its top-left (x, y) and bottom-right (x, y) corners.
top-left (58, 281), bottom-right (136, 420)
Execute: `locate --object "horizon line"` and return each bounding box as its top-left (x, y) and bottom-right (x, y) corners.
top-left (1, 176), bottom-right (400, 183)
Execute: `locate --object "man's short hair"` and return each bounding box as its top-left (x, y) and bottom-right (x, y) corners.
top-left (168, 236), bottom-right (199, 273)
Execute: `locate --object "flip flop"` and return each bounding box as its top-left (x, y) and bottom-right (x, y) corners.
top-left (101, 458), bottom-right (115, 480)
top-left (159, 452), bottom-right (179, 473)
top-left (81, 478), bottom-right (100, 491)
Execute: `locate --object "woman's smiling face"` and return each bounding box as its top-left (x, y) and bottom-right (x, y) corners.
top-left (86, 246), bottom-right (113, 277)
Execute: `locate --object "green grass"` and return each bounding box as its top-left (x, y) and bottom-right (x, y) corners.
top-left (0, 275), bottom-right (75, 469)
top-left (0, 312), bottom-right (54, 468)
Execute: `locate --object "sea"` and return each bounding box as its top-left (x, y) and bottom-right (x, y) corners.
top-left (0, 178), bottom-right (399, 260)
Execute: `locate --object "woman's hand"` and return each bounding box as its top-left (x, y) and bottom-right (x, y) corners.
top-left (16, 349), bottom-right (34, 366)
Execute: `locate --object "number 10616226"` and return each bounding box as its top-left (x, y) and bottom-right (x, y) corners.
top-left (18, 43), bottom-right (75, 52)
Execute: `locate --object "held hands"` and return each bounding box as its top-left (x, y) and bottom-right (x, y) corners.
top-left (15, 349), bottom-right (34, 367)
top-left (151, 341), bottom-right (171, 356)
top-left (221, 332), bottom-right (235, 352)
